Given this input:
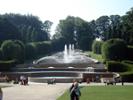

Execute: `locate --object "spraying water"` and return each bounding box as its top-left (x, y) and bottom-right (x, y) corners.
top-left (63, 44), bottom-right (74, 63)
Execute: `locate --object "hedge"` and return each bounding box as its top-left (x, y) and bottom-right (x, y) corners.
top-left (121, 72), bottom-right (133, 82)
top-left (106, 60), bottom-right (133, 82)
top-left (0, 60), bottom-right (16, 71)
top-left (102, 39), bottom-right (127, 61)
top-left (127, 46), bottom-right (133, 61)
top-left (106, 61), bottom-right (130, 72)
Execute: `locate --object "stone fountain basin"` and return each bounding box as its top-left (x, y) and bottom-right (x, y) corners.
top-left (29, 76), bottom-right (82, 83)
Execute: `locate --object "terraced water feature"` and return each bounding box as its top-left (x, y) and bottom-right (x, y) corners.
top-left (4, 44), bottom-right (115, 83)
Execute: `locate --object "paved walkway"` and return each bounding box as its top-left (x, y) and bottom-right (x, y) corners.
top-left (1, 83), bottom-right (71, 100)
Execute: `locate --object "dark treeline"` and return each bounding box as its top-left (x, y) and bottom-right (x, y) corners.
top-left (0, 14), bottom-right (53, 65)
top-left (0, 7), bottom-right (133, 65)
top-left (0, 14), bottom-right (52, 43)
top-left (53, 7), bottom-right (133, 51)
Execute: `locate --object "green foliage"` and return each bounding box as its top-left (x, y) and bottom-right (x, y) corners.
top-left (120, 61), bottom-right (133, 82)
top-left (0, 48), bottom-right (3, 60)
top-left (79, 36), bottom-right (94, 51)
top-left (51, 37), bottom-right (66, 51)
top-left (34, 41), bottom-right (52, 55)
top-left (55, 16), bottom-right (95, 51)
top-left (121, 73), bottom-right (133, 82)
top-left (25, 41), bottom-right (52, 59)
top-left (106, 60), bottom-right (133, 82)
top-left (92, 40), bottom-right (103, 54)
top-left (122, 7), bottom-right (133, 45)
top-left (1, 40), bottom-right (25, 63)
top-left (1, 14), bottom-right (51, 43)
top-left (43, 20), bottom-right (53, 34)
top-left (0, 60), bottom-right (16, 71)
top-left (106, 61), bottom-right (130, 72)
top-left (87, 51), bottom-right (103, 62)
top-left (0, 17), bottom-right (21, 41)
top-left (55, 16), bottom-right (76, 44)
top-left (102, 39), bottom-right (127, 61)
top-left (25, 43), bottom-right (37, 59)
top-left (127, 46), bottom-right (133, 61)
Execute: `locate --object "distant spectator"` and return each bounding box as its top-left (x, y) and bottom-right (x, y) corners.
top-left (86, 78), bottom-right (90, 84)
top-left (20, 75), bottom-right (28, 85)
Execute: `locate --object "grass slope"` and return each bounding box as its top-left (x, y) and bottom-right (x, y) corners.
top-left (57, 86), bottom-right (133, 100)
top-left (85, 51), bottom-right (103, 63)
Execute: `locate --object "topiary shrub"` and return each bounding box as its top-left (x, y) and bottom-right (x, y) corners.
top-left (1, 40), bottom-right (25, 63)
top-left (102, 38), bottom-right (127, 61)
top-left (106, 61), bottom-right (129, 72)
top-left (92, 40), bottom-right (103, 54)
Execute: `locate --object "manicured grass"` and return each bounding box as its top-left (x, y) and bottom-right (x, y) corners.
top-left (85, 51), bottom-right (103, 62)
top-left (57, 86), bottom-right (133, 100)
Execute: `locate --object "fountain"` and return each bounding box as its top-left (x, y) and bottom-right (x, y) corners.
top-left (34, 43), bottom-right (96, 64)
top-left (7, 44), bottom-right (116, 83)
top-left (63, 44), bottom-right (75, 63)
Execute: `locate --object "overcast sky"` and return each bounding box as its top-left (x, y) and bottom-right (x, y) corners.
top-left (0, 0), bottom-right (133, 35)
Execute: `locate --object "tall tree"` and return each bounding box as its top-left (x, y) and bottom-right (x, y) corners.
top-left (1, 14), bottom-right (52, 43)
top-left (55, 16), bottom-right (75, 44)
top-left (0, 17), bottom-right (21, 41)
top-left (122, 7), bottom-right (133, 45)
top-left (43, 20), bottom-right (53, 35)
top-left (55, 16), bottom-right (95, 50)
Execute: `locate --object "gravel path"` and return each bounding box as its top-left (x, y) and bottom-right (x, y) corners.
top-left (1, 83), bottom-right (71, 100)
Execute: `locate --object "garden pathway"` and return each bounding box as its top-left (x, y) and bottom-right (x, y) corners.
top-left (1, 83), bottom-right (71, 100)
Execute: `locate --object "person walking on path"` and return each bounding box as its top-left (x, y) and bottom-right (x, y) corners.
top-left (70, 81), bottom-right (81, 100)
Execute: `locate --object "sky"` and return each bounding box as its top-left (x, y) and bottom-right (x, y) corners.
top-left (0, 0), bottom-right (133, 36)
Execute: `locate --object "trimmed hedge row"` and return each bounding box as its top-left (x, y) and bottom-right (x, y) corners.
top-left (0, 60), bottom-right (16, 71)
top-left (127, 46), bottom-right (133, 61)
top-left (106, 61), bottom-right (130, 72)
top-left (25, 41), bottom-right (52, 59)
top-left (121, 72), bottom-right (133, 82)
top-left (106, 60), bottom-right (133, 82)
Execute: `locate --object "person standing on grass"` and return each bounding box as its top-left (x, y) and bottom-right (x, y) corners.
top-left (70, 81), bottom-right (81, 100)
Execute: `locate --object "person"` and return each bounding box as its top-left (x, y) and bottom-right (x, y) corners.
top-left (0, 88), bottom-right (3, 100)
top-left (86, 78), bottom-right (90, 84)
top-left (20, 75), bottom-right (28, 85)
top-left (70, 81), bottom-right (81, 100)
top-left (20, 75), bottom-right (25, 85)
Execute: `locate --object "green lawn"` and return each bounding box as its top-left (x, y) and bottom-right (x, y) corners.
top-left (85, 51), bottom-right (103, 62)
top-left (57, 86), bottom-right (133, 100)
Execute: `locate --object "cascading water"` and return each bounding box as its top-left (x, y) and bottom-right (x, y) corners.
top-left (64, 44), bottom-right (68, 62)
top-left (35, 43), bottom-right (95, 64)
top-left (69, 44), bottom-right (72, 56)
top-left (63, 44), bottom-right (75, 63)
top-left (64, 44), bottom-right (68, 57)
